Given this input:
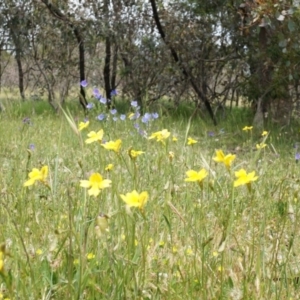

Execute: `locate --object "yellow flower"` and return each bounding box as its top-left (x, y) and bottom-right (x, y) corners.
top-left (168, 151), bottom-right (175, 161)
top-left (101, 139), bottom-right (122, 153)
top-left (105, 164), bottom-right (114, 171)
top-left (87, 253), bottom-right (95, 260)
top-left (185, 169), bottom-right (208, 184)
top-left (0, 251), bottom-right (3, 273)
top-left (120, 190), bottom-right (149, 211)
top-left (256, 143), bottom-right (267, 150)
top-left (242, 126), bottom-right (253, 131)
top-left (172, 136), bottom-right (178, 142)
top-left (213, 150), bottom-right (236, 169)
top-left (80, 173), bottom-right (111, 197)
top-left (24, 166), bottom-right (48, 186)
top-left (187, 137), bottom-right (197, 145)
top-left (128, 148), bottom-right (144, 160)
top-left (36, 249), bottom-right (43, 256)
top-left (262, 130), bottom-right (268, 136)
top-left (149, 129), bottom-right (170, 143)
top-left (85, 129), bottom-right (104, 144)
top-left (234, 169), bottom-right (258, 187)
top-left (128, 112), bottom-right (135, 119)
top-left (73, 259), bottom-right (79, 265)
top-left (78, 120), bottom-right (89, 131)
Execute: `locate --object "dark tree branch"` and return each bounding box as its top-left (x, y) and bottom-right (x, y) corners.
top-left (40, 0), bottom-right (87, 110)
top-left (149, 0), bottom-right (217, 125)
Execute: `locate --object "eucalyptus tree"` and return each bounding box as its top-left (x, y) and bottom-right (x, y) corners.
top-left (0, 0), bottom-right (33, 99)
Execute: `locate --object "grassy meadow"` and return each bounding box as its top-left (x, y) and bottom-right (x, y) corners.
top-left (1, 96), bottom-right (300, 299)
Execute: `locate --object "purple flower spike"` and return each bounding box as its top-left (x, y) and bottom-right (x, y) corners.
top-left (80, 80), bottom-right (88, 88)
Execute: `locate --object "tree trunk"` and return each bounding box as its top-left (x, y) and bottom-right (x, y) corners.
top-left (40, 0), bottom-right (87, 110)
top-left (149, 0), bottom-right (217, 125)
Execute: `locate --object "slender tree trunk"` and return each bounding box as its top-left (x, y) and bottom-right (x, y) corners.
top-left (9, 28), bottom-right (25, 100)
top-left (40, 0), bottom-right (87, 110)
top-left (73, 28), bottom-right (87, 110)
top-left (103, 0), bottom-right (112, 109)
top-left (104, 36), bottom-right (112, 109)
top-left (149, 0), bottom-right (217, 125)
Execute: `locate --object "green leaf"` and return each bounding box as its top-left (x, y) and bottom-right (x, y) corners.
top-left (288, 19), bottom-right (296, 32)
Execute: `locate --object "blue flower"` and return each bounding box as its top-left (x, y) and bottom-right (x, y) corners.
top-left (110, 109), bottom-right (117, 115)
top-left (120, 114), bottom-right (126, 121)
top-left (295, 153), bottom-right (300, 162)
top-left (110, 89), bottom-right (117, 97)
top-left (113, 117), bottom-right (118, 122)
top-left (152, 112), bottom-right (159, 119)
top-left (29, 143), bottom-right (35, 151)
top-left (93, 88), bottom-right (101, 99)
top-left (142, 113), bottom-right (152, 124)
top-left (80, 80), bottom-right (88, 88)
top-left (97, 113), bottom-right (106, 121)
top-left (134, 123), bottom-right (140, 129)
top-left (131, 100), bottom-right (138, 108)
top-left (130, 112), bottom-right (140, 120)
top-left (86, 103), bottom-right (94, 109)
top-left (99, 97), bottom-right (107, 104)
top-left (207, 131), bottom-right (215, 137)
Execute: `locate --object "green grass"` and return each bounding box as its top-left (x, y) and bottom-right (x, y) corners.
top-left (1, 100), bottom-right (300, 299)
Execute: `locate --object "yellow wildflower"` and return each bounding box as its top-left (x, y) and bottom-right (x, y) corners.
top-left (242, 126), bottom-right (253, 131)
top-left (105, 164), bottom-right (114, 171)
top-left (78, 120), bottom-right (89, 131)
top-left (87, 253), bottom-right (95, 260)
top-left (120, 190), bottom-right (149, 211)
top-left (213, 149), bottom-right (236, 169)
top-left (172, 136), bottom-right (178, 142)
top-left (80, 173), bottom-right (111, 197)
top-left (101, 139), bottom-right (122, 154)
top-left (85, 129), bottom-right (104, 144)
top-left (36, 249), bottom-right (43, 256)
top-left (187, 137), bottom-right (197, 145)
top-left (128, 148), bottom-right (144, 160)
top-left (256, 143), bottom-right (267, 150)
top-left (234, 169), bottom-right (258, 187)
top-left (149, 129), bottom-right (170, 143)
top-left (24, 166), bottom-right (48, 187)
top-left (262, 130), bottom-right (268, 136)
top-left (185, 169), bottom-right (208, 184)
top-left (168, 151), bottom-right (175, 161)
top-left (0, 251), bottom-right (3, 273)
